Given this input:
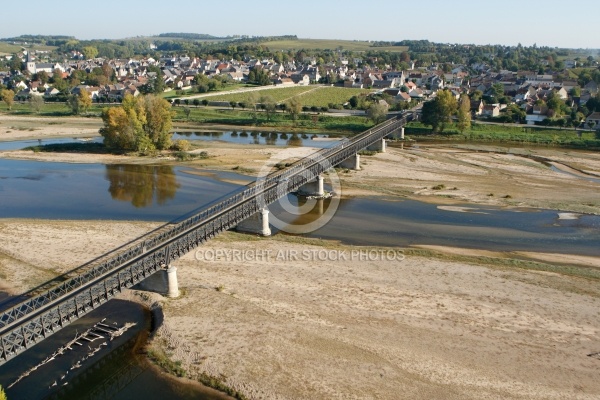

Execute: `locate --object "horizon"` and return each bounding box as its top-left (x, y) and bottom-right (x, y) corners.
top-left (0, 0), bottom-right (599, 50)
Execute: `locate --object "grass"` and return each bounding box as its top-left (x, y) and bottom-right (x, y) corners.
top-left (0, 42), bottom-right (57, 53)
top-left (207, 86), bottom-right (315, 103)
top-left (261, 38), bottom-right (408, 53)
top-left (406, 121), bottom-right (600, 148)
top-left (24, 142), bottom-right (108, 153)
top-left (205, 86), bottom-right (374, 108)
top-left (146, 346), bottom-right (187, 378)
top-left (172, 107), bottom-right (374, 133)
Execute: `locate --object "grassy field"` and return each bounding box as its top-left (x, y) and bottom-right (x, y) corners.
top-left (406, 121), bottom-right (600, 148)
top-left (206, 86), bottom-right (374, 107)
top-left (0, 42), bottom-right (57, 54)
top-left (172, 106), bottom-right (373, 133)
top-left (261, 39), bottom-right (408, 53)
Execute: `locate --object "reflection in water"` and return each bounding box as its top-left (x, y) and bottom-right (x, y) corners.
top-left (106, 165), bottom-right (180, 208)
top-left (287, 133), bottom-right (302, 147)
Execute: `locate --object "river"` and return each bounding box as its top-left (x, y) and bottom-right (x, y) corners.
top-left (0, 149), bottom-right (599, 398)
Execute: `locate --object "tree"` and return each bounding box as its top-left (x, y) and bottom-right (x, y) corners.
top-left (183, 107), bottom-right (191, 120)
top-left (29, 95), bottom-right (44, 113)
top-left (230, 101), bottom-right (237, 110)
top-left (259, 95), bottom-right (276, 122)
top-left (457, 94), bottom-right (471, 133)
top-left (1, 89), bottom-right (15, 110)
top-left (421, 90), bottom-right (458, 133)
top-left (367, 101), bottom-right (389, 123)
top-left (286, 96), bottom-right (302, 122)
top-left (349, 96), bottom-right (359, 108)
top-left (78, 89), bottom-right (92, 114)
top-left (83, 46), bottom-right (99, 60)
top-left (202, 99), bottom-right (209, 107)
top-left (546, 91), bottom-right (566, 117)
top-left (100, 94), bottom-right (173, 153)
top-left (141, 94), bottom-right (174, 150)
top-left (0, 383), bottom-right (6, 400)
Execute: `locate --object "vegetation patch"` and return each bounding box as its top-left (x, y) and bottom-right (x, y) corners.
top-left (24, 142), bottom-right (108, 153)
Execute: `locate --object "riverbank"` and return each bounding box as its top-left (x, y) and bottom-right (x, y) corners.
top-left (1, 220), bottom-right (599, 399)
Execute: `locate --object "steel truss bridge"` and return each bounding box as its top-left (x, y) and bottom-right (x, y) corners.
top-left (0, 110), bottom-right (415, 366)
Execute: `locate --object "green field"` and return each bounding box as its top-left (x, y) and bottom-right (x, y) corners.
top-left (261, 39), bottom-right (408, 53)
top-left (206, 86), bottom-right (374, 107)
top-left (172, 106), bottom-right (373, 133)
top-left (0, 42), bottom-right (57, 54)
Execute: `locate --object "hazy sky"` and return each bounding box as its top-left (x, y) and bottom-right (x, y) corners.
top-left (2, 0), bottom-right (598, 49)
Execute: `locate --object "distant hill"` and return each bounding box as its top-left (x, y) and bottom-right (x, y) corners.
top-left (1, 34), bottom-right (75, 42)
top-left (157, 33), bottom-right (225, 40)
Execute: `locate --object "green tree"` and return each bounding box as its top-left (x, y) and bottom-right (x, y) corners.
top-left (78, 88), bottom-right (92, 114)
top-left (141, 94), bottom-right (174, 150)
top-left (230, 101), bottom-right (237, 110)
top-left (285, 96), bottom-right (302, 122)
top-left (259, 95), bottom-right (276, 122)
top-left (456, 94), bottom-right (471, 133)
top-left (0, 383), bottom-right (6, 400)
top-left (29, 95), bottom-right (44, 113)
top-left (100, 94), bottom-right (146, 151)
top-left (183, 106), bottom-right (191, 120)
top-left (546, 91), bottom-right (566, 117)
top-left (421, 90), bottom-right (458, 133)
top-left (1, 89), bottom-right (15, 110)
top-left (83, 46), bottom-right (99, 60)
top-left (367, 101), bottom-right (389, 123)
top-left (100, 94), bottom-right (173, 153)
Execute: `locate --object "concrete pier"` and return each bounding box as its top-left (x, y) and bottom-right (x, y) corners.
top-left (339, 154), bottom-right (360, 170)
top-left (367, 138), bottom-right (386, 153)
top-left (400, 127), bottom-right (405, 140)
top-left (166, 265), bottom-right (179, 298)
top-left (236, 207), bottom-right (271, 236)
top-left (298, 175), bottom-right (324, 197)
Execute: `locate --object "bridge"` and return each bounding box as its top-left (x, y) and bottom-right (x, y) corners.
top-left (0, 110), bottom-right (416, 366)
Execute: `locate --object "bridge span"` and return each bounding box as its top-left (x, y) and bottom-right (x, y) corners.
top-left (0, 110), bottom-right (415, 366)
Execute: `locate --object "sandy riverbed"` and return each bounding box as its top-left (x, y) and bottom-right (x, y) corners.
top-left (1, 221), bottom-right (599, 399)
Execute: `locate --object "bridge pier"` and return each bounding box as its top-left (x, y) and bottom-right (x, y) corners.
top-left (400, 127), bottom-right (405, 140)
top-left (236, 207), bottom-right (271, 236)
top-left (367, 138), bottom-right (386, 153)
top-left (167, 265), bottom-right (179, 298)
top-left (339, 154), bottom-right (360, 170)
top-left (298, 175), bottom-right (324, 197)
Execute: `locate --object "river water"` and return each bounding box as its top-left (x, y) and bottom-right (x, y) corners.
top-left (0, 149), bottom-right (599, 398)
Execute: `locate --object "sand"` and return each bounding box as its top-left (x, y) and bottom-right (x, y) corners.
top-left (1, 221), bottom-right (600, 399)
top-left (2, 115), bottom-right (600, 398)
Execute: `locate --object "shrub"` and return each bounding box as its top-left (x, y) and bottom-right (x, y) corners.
top-left (432, 184), bottom-right (445, 190)
top-left (172, 139), bottom-right (191, 151)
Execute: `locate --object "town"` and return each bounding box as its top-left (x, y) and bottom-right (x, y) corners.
top-left (1, 35), bottom-right (599, 131)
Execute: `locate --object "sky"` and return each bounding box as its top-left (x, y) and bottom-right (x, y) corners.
top-left (1, 0), bottom-right (599, 49)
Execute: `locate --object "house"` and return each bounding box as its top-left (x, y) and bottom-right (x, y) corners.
top-left (482, 104), bottom-right (500, 117)
top-left (408, 88), bottom-right (424, 99)
top-left (585, 112), bottom-right (600, 129)
top-left (290, 74), bottom-right (310, 86)
top-left (584, 81), bottom-right (598, 95)
top-left (525, 105), bottom-right (549, 125)
top-left (470, 99), bottom-right (484, 116)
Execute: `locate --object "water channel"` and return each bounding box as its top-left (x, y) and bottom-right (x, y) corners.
top-left (0, 144), bottom-right (599, 398)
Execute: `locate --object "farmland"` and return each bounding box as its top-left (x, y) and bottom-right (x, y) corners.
top-left (261, 39), bottom-right (408, 53)
top-left (206, 86), bottom-right (374, 107)
top-left (0, 42), bottom-right (57, 55)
